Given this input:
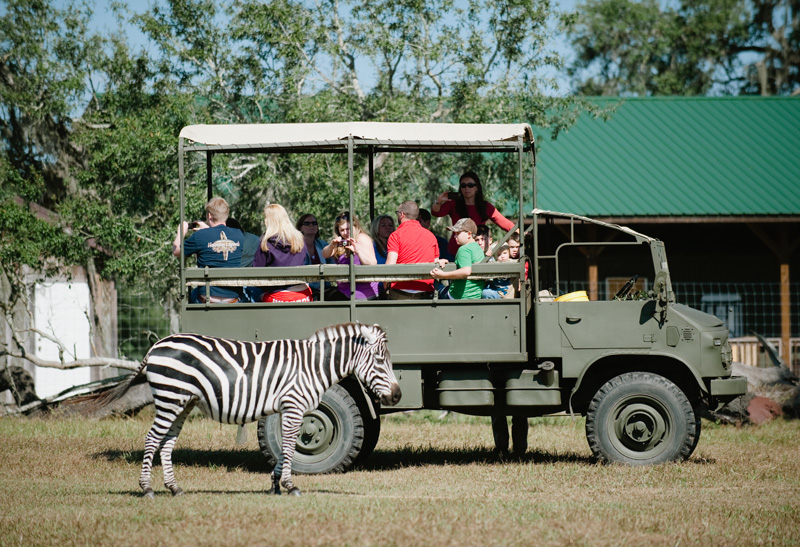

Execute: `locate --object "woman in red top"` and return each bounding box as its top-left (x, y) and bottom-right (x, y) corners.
top-left (431, 171), bottom-right (516, 257)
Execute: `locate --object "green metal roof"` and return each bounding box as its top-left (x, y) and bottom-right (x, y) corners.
top-left (537, 97), bottom-right (800, 218)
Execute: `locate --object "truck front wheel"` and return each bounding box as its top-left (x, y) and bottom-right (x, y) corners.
top-left (585, 372), bottom-right (698, 465)
top-left (257, 383), bottom-right (365, 474)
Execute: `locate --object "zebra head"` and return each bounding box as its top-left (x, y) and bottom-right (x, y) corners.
top-left (355, 324), bottom-right (401, 407)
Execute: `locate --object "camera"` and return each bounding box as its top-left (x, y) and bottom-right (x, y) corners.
top-left (337, 240), bottom-right (347, 246)
top-left (189, 220), bottom-right (202, 229)
top-left (447, 191), bottom-right (459, 200)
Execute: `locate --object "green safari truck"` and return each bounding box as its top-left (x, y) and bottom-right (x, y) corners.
top-left (176, 122), bottom-right (746, 472)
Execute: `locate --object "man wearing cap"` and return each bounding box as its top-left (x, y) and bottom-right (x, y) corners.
top-left (430, 217), bottom-right (486, 299)
top-left (385, 200), bottom-right (439, 299)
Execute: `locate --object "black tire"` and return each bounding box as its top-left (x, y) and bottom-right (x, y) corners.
top-left (354, 404), bottom-right (381, 466)
top-left (688, 405), bottom-right (702, 455)
top-left (257, 383), bottom-right (364, 474)
top-left (585, 372), bottom-right (698, 465)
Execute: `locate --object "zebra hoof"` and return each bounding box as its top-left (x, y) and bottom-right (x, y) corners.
top-left (142, 488), bottom-right (155, 499)
top-left (287, 487), bottom-right (301, 497)
top-left (171, 487), bottom-right (184, 497)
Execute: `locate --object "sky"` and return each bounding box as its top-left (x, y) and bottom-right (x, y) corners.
top-left (65, 0), bottom-right (581, 96)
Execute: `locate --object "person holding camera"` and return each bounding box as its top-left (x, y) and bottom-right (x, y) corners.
top-left (431, 171), bottom-right (516, 258)
top-left (172, 196), bottom-right (244, 303)
top-left (322, 211), bottom-right (379, 300)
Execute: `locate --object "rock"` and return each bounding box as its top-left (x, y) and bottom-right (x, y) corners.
top-left (747, 396), bottom-right (783, 425)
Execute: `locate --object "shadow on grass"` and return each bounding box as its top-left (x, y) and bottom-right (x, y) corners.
top-left (97, 445), bottom-right (594, 475)
top-left (96, 448), bottom-right (269, 474)
top-left (358, 447), bottom-right (595, 471)
top-left (98, 444), bottom-right (714, 477)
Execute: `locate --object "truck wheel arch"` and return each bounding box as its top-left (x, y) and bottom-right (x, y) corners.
top-left (568, 353), bottom-right (706, 415)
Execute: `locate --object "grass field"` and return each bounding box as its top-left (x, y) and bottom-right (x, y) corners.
top-left (1, 410), bottom-right (798, 546)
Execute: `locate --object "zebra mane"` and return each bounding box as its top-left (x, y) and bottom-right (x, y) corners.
top-left (308, 322), bottom-right (385, 344)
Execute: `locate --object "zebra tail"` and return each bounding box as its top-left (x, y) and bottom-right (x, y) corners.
top-left (78, 362), bottom-right (149, 413)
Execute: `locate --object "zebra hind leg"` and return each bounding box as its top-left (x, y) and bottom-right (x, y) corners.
top-left (140, 427), bottom-right (165, 498)
top-left (160, 404), bottom-right (195, 496)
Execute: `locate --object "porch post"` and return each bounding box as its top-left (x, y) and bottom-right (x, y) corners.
top-left (780, 263), bottom-right (790, 365)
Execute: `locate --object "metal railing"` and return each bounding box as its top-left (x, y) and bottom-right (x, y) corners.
top-left (118, 281), bottom-right (799, 371)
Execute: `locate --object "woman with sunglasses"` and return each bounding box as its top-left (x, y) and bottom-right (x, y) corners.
top-left (296, 213), bottom-right (333, 300)
top-left (322, 211), bottom-right (379, 300)
top-left (296, 213), bottom-right (333, 265)
top-left (431, 171), bottom-right (515, 257)
top-left (251, 204), bottom-right (312, 302)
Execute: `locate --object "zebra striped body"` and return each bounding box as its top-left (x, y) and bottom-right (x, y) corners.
top-left (101, 323), bottom-right (400, 497)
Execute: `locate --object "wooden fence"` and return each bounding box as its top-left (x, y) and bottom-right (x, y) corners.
top-left (729, 336), bottom-right (800, 376)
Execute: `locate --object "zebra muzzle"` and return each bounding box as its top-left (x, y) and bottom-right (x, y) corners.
top-left (381, 383), bottom-right (402, 406)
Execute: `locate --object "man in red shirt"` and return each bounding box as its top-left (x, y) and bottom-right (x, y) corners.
top-left (385, 200), bottom-right (439, 299)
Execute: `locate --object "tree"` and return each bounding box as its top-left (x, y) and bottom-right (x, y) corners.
top-left (1, 0), bottom-right (183, 375)
top-left (127, 0), bottom-right (598, 222)
top-left (740, 0), bottom-right (800, 95)
top-left (1, 0), bottom-right (593, 384)
top-left (567, 0), bottom-right (798, 96)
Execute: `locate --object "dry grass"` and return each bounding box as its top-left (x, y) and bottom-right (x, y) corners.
top-left (1, 410), bottom-right (798, 546)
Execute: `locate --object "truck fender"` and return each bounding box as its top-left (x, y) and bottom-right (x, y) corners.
top-left (568, 351), bottom-right (708, 415)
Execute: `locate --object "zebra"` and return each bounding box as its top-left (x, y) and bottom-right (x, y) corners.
top-left (93, 322), bottom-right (401, 497)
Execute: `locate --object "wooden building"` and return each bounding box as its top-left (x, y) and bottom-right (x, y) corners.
top-left (536, 97), bottom-right (800, 368)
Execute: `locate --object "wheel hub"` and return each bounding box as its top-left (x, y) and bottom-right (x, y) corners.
top-left (296, 410), bottom-right (336, 455)
top-left (614, 402), bottom-right (667, 451)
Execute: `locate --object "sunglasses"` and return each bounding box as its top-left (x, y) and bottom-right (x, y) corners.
top-left (302, 220), bottom-right (318, 226)
top-left (336, 212), bottom-right (350, 222)
top-left (460, 182), bottom-right (477, 189)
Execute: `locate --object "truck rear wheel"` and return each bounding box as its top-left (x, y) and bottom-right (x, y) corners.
top-left (585, 372), bottom-right (698, 465)
top-left (354, 401), bottom-right (381, 466)
top-left (257, 383), bottom-right (365, 474)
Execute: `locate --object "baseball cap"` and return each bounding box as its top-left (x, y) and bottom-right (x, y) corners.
top-left (446, 218), bottom-right (478, 235)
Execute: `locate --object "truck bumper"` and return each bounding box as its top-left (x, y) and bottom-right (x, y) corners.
top-left (709, 376), bottom-right (748, 407)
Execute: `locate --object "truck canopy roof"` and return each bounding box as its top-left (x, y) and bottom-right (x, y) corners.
top-left (179, 122), bottom-right (534, 151)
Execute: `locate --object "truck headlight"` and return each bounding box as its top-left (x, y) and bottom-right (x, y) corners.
top-left (721, 341), bottom-right (732, 369)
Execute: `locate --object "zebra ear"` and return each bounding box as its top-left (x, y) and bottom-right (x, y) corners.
top-left (359, 324), bottom-right (377, 344)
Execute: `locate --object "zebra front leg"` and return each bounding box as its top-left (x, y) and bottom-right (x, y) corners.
top-left (271, 466), bottom-right (282, 495)
top-left (278, 411), bottom-right (304, 496)
top-left (270, 449), bottom-right (284, 495)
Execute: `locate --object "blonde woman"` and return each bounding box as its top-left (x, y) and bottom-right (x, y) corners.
top-left (322, 211), bottom-right (379, 300)
top-left (370, 214), bottom-right (395, 264)
top-left (252, 204), bottom-right (311, 302)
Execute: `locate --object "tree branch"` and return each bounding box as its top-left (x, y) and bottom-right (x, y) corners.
top-left (0, 348), bottom-right (139, 371)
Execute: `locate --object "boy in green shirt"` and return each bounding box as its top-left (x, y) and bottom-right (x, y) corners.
top-left (430, 218), bottom-right (486, 299)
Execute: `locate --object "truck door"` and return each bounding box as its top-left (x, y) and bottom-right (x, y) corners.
top-left (559, 300), bottom-right (660, 349)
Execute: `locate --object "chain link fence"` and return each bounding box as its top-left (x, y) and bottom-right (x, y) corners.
top-left (117, 290), bottom-right (174, 362)
top-left (555, 280), bottom-right (799, 373)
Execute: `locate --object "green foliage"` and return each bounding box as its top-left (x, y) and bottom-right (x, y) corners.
top-left (0, 0), bottom-right (596, 356)
top-left (567, 0), bottom-right (798, 96)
